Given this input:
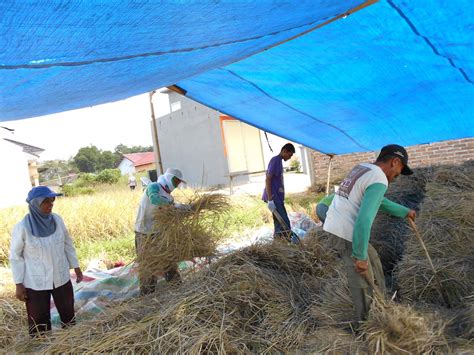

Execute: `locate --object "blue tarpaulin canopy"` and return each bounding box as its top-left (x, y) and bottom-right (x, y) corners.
top-left (1, 0), bottom-right (473, 154)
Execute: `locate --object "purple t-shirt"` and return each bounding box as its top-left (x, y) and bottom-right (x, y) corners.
top-left (262, 155), bottom-right (285, 203)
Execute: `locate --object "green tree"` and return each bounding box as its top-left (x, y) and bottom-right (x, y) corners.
top-left (73, 146), bottom-right (102, 172)
top-left (113, 143), bottom-right (153, 165)
top-left (99, 150), bottom-right (117, 170)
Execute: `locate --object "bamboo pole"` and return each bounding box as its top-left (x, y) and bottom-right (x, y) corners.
top-left (407, 218), bottom-right (452, 308)
top-left (325, 154), bottom-right (334, 195)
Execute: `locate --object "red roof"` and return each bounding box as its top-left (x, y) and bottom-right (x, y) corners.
top-left (123, 152), bottom-right (155, 167)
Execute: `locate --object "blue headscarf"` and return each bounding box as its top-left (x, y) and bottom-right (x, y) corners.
top-left (26, 197), bottom-right (57, 238)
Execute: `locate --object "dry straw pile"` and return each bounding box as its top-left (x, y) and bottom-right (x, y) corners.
top-left (0, 296), bottom-right (26, 349)
top-left (361, 295), bottom-right (446, 354)
top-left (5, 163), bottom-right (473, 353)
top-left (395, 162), bottom-right (473, 308)
top-left (14, 239), bottom-right (341, 353)
top-left (138, 193), bottom-right (229, 279)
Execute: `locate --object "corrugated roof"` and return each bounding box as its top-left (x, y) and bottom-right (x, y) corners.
top-left (3, 138), bottom-right (44, 157)
top-left (123, 152), bottom-right (155, 167)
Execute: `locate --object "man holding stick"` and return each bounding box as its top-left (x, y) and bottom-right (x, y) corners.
top-left (324, 144), bottom-right (416, 327)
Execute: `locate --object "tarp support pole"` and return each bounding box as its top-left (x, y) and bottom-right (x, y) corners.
top-left (149, 91), bottom-right (164, 175)
top-left (325, 154), bottom-right (335, 195)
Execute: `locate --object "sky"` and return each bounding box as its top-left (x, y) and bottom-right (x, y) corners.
top-left (2, 91), bottom-right (171, 161)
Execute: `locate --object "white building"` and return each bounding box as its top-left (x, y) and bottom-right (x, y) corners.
top-left (0, 129), bottom-right (44, 208)
top-left (117, 152), bottom-right (156, 176)
top-left (152, 90), bottom-right (313, 189)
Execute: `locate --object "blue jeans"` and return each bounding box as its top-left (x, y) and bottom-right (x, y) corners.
top-left (272, 201), bottom-right (291, 238)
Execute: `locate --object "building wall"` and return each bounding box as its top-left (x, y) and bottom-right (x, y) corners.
top-left (311, 138), bottom-right (474, 184)
top-left (28, 159), bottom-right (40, 186)
top-left (0, 139), bottom-right (32, 208)
top-left (155, 92), bottom-right (230, 188)
top-left (118, 159), bottom-right (135, 175)
top-left (135, 162), bottom-right (156, 173)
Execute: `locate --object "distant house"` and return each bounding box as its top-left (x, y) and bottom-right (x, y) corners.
top-left (0, 133), bottom-right (44, 208)
top-left (4, 138), bottom-right (44, 186)
top-left (117, 152), bottom-right (156, 175)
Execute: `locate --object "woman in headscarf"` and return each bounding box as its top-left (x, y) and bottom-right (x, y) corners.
top-left (9, 186), bottom-right (83, 335)
top-left (134, 168), bottom-right (188, 295)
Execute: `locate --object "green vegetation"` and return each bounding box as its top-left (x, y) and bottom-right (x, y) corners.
top-left (71, 143), bottom-right (153, 174)
top-left (73, 145), bottom-right (117, 173)
top-left (95, 169), bottom-right (121, 184)
top-left (61, 169), bottom-right (121, 196)
top-left (289, 156), bottom-right (301, 172)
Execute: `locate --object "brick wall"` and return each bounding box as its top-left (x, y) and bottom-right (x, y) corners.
top-left (311, 138), bottom-right (474, 185)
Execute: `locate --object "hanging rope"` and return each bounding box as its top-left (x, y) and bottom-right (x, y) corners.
top-left (264, 131), bottom-right (273, 152)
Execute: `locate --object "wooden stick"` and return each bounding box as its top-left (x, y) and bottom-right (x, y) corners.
top-left (407, 218), bottom-right (452, 308)
top-left (363, 272), bottom-right (385, 304)
top-left (272, 209), bottom-right (303, 249)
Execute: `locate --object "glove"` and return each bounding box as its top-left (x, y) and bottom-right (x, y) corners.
top-left (267, 200), bottom-right (276, 212)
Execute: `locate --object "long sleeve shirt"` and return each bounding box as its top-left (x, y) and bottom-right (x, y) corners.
top-left (10, 214), bottom-right (79, 290)
top-left (134, 182), bottom-right (174, 234)
top-left (324, 163), bottom-right (409, 260)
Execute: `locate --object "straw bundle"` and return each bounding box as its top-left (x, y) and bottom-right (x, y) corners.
top-left (299, 326), bottom-right (363, 353)
top-left (138, 193), bottom-right (229, 278)
top-left (395, 163), bottom-right (474, 307)
top-left (309, 269), bottom-right (354, 329)
top-left (0, 295), bottom-right (27, 349)
top-left (370, 168), bottom-right (430, 282)
top-left (361, 296), bottom-right (447, 354)
top-left (15, 241), bottom-right (339, 353)
top-left (449, 295), bottom-right (474, 341)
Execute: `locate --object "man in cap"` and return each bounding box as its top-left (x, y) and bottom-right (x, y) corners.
top-left (134, 168), bottom-right (188, 295)
top-left (323, 144), bottom-right (416, 327)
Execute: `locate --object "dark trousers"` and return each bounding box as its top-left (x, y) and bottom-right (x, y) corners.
top-left (328, 234), bottom-right (386, 326)
top-left (272, 201), bottom-right (291, 239)
top-left (25, 280), bottom-right (75, 335)
top-left (316, 203), bottom-right (329, 223)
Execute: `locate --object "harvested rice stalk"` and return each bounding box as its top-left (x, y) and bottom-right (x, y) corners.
top-left (0, 294), bottom-right (27, 349)
top-left (309, 267), bottom-right (354, 328)
top-left (454, 295), bottom-right (474, 340)
top-left (138, 193), bottom-right (229, 279)
top-left (24, 241), bottom-right (340, 354)
top-left (189, 192), bottom-right (230, 214)
top-left (395, 163), bottom-right (474, 307)
top-left (300, 326), bottom-right (364, 353)
top-left (361, 296), bottom-right (447, 354)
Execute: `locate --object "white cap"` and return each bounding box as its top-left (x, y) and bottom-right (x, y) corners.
top-left (165, 168), bottom-right (186, 184)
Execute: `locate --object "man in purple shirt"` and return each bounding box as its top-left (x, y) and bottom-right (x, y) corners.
top-left (262, 143), bottom-right (295, 240)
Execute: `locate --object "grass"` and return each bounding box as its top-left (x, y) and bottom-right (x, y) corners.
top-left (74, 234), bottom-right (135, 270)
top-left (0, 184), bottom-right (319, 269)
top-left (0, 184), bottom-right (141, 267)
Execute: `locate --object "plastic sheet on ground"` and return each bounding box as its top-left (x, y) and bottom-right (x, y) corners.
top-left (51, 212), bottom-right (318, 325)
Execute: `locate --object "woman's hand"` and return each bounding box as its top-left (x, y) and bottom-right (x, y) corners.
top-left (74, 267), bottom-right (83, 283)
top-left (15, 283), bottom-right (27, 302)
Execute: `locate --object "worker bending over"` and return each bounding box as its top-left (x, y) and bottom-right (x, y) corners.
top-left (323, 144), bottom-right (416, 327)
top-left (134, 168), bottom-right (188, 295)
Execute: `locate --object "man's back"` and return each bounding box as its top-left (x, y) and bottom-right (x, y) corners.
top-left (324, 163), bottom-right (387, 242)
top-left (262, 154), bottom-right (284, 203)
